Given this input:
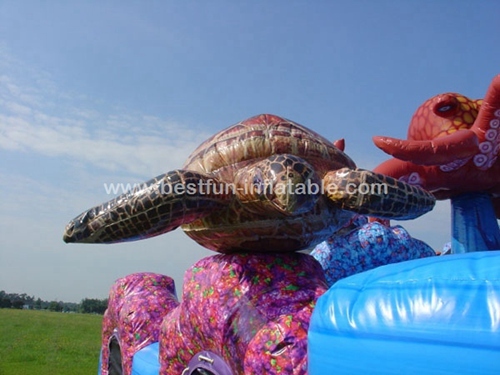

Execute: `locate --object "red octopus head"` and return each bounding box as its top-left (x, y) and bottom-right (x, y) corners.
top-left (408, 93), bottom-right (482, 141)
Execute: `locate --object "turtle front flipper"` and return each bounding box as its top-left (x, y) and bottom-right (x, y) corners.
top-left (63, 170), bottom-right (231, 244)
top-left (323, 168), bottom-right (435, 220)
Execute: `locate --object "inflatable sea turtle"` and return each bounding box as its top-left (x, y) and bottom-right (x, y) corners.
top-left (63, 114), bottom-right (435, 253)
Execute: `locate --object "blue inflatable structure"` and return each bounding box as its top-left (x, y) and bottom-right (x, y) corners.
top-left (131, 344), bottom-right (159, 375)
top-left (308, 250), bottom-right (500, 374)
top-left (451, 192), bottom-right (500, 253)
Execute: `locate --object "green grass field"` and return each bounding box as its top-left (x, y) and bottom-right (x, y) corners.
top-left (0, 309), bottom-right (102, 375)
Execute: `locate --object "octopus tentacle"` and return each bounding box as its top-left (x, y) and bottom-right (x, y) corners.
top-left (373, 159), bottom-right (428, 186)
top-left (372, 129), bottom-right (479, 166)
top-left (470, 74), bottom-right (500, 170)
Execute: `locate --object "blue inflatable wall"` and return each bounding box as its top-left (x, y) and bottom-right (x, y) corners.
top-left (308, 251), bottom-right (500, 374)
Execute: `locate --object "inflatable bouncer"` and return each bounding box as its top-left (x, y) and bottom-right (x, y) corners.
top-left (63, 84), bottom-right (500, 374)
top-left (64, 114), bottom-right (434, 374)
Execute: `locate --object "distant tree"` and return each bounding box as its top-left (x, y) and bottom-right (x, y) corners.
top-left (0, 292), bottom-right (35, 309)
top-left (25, 295), bottom-right (35, 306)
top-left (0, 297), bottom-right (12, 308)
top-left (34, 298), bottom-right (42, 310)
top-left (48, 301), bottom-right (64, 312)
top-left (0, 290), bottom-right (90, 312)
top-left (62, 302), bottom-right (78, 312)
top-left (80, 298), bottom-right (108, 314)
top-left (12, 300), bottom-right (24, 309)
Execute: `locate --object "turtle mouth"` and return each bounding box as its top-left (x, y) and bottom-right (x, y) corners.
top-left (63, 221), bottom-right (76, 243)
top-left (63, 218), bottom-right (93, 243)
top-left (62, 209), bottom-right (96, 243)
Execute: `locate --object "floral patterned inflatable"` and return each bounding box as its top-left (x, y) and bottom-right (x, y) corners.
top-left (100, 253), bottom-right (327, 375)
top-left (311, 217), bottom-right (436, 286)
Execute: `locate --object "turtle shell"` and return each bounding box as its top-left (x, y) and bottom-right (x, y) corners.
top-left (183, 114), bottom-right (356, 181)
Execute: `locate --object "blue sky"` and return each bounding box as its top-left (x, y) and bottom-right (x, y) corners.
top-left (0, 1), bottom-right (499, 302)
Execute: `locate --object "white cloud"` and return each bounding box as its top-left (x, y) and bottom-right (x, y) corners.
top-left (0, 68), bottom-right (211, 177)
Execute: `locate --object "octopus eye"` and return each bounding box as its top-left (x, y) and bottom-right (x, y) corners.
top-left (437, 104), bottom-right (455, 112)
top-left (437, 104), bottom-right (456, 113)
top-left (433, 94), bottom-right (459, 116)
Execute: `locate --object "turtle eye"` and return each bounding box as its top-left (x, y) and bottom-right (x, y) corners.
top-left (253, 171), bottom-right (263, 185)
top-left (252, 169), bottom-right (265, 193)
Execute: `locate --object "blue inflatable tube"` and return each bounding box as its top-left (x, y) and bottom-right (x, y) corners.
top-left (131, 343), bottom-right (160, 375)
top-left (129, 344), bottom-right (233, 375)
top-left (98, 343), bottom-right (160, 375)
top-left (308, 251), bottom-right (500, 374)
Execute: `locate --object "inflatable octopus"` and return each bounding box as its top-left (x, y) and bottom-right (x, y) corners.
top-left (373, 74), bottom-right (500, 252)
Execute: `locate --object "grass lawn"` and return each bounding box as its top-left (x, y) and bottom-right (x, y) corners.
top-left (0, 309), bottom-right (102, 375)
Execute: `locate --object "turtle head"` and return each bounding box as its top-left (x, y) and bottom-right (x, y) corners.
top-left (63, 207), bottom-right (103, 243)
top-left (63, 200), bottom-right (129, 243)
top-left (235, 154), bottom-right (320, 216)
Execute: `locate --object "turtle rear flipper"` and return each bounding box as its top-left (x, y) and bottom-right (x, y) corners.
top-left (323, 168), bottom-right (435, 220)
top-left (63, 170), bottom-right (232, 244)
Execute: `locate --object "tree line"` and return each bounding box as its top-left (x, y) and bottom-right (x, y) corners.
top-left (0, 290), bottom-right (108, 314)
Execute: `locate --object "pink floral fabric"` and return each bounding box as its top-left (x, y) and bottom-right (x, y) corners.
top-left (159, 253), bottom-right (328, 375)
top-left (100, 272), bottom-right (178, 375)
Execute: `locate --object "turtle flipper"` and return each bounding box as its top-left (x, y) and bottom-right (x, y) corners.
top-left (63, 170), bottom-right (231, 244)
top-left (323, 167), bottom-right (435, 220)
